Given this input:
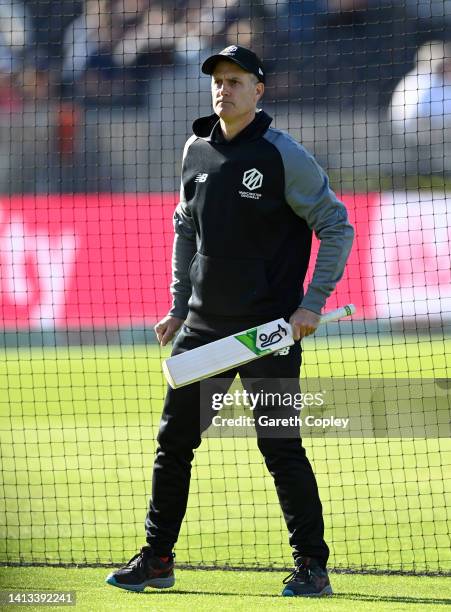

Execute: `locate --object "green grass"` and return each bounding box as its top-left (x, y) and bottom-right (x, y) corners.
top-left (0, 335), bottom-right (450, 573)
top-left (0, 567), bottom-right (450, 611)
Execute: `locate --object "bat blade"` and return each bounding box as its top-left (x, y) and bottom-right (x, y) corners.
top-left (162, 305), bottom-right (355, 389)
top-left (163, 318), bottom-right (293, 389)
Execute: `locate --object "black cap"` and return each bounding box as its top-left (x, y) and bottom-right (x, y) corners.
top-left (202, 45), bottom-right (265, 83)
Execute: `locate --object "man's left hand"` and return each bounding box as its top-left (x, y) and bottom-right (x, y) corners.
top-left (289, 307), bottom-right (321, 340)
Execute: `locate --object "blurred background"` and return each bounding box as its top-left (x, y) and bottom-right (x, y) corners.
top-left (0, 0), bottom-right (450, 195)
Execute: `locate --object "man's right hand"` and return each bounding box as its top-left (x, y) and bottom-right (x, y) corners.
top-left (154, 315), bottom-right (184, 346)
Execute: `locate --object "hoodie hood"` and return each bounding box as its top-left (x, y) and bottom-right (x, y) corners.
top-left (192, 109), bottom-right (273, 144)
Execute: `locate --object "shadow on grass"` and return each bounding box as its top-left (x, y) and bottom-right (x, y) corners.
top-left (333, 592), bottom-right (450, 606)
top-left (133, 589), bottom-right (450, 605)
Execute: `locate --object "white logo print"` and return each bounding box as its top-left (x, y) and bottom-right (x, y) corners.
top-left (195, 173), bottom-right (208, 183)
top-left (242, 168), bottom-right (263, 191)
top-left (274, 347), bottom-right (291, 356)
top-left (224, 45), bottom-right (238, 54)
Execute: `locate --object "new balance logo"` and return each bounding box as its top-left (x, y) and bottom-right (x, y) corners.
top-left (274, 346), bottom-right (291, 356)
top-left (195, 173), bottom-right (208, 183)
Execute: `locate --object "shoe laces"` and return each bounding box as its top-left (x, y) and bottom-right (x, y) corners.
top-left (125, 547), bottom-right (152, 570)
top-left (125, 547), bottom-right (174, 570)
top-left (283, 559), bottom-right (313, 585)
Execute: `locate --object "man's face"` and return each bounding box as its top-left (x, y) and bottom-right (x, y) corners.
top-left (211, 60), bottom-right (264, 121)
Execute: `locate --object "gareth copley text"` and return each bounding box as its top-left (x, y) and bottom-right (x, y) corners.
top-left (212, 415), bottom-right (350, 429)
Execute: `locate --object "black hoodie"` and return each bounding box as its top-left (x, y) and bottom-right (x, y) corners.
top-left (170, 110), bottom-right (354, 335)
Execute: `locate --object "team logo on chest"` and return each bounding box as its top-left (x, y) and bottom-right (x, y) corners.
top-left (240, 168), bottom-right (263, 200)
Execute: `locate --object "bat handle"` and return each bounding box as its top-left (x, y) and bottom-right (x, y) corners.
top-left (319, 304), bottom-right (356, 325)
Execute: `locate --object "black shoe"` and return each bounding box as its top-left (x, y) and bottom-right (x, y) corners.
top-left (282, 557), bottom-right (333, 597)
top-left (105, 546), bottom-right (175, 592)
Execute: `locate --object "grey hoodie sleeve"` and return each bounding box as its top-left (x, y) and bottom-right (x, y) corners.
top-left (264, 130), bottom-right (354, 314)
top-left (168, 136), bottom-right (197, 319)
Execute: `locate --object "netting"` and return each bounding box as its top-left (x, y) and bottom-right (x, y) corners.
top-left (0, 1), bottom-right (450, 574)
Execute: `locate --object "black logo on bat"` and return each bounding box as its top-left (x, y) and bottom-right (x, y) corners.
top-left (258, 323), bottom-right (288, 348)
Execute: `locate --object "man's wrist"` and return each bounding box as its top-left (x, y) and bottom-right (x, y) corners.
top-left (168, 306), bottom-right (188, 320)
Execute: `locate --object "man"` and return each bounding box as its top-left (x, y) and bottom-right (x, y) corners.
top-left (106, 45), bottom-right (354, 597)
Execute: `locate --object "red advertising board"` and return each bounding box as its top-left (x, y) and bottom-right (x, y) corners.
top-left (0, 192), bottom-right (449, 329)
top-left (0, 194), bottom-right (175, 329)
top-left (307, 192), bottom-right (379, 319)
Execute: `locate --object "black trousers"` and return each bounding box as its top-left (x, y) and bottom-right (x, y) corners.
top-left (145, 325), bottom-right (330, 566)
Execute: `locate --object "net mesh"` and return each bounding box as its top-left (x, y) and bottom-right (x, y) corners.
top-left (0, 0), bottom-right (450, 574)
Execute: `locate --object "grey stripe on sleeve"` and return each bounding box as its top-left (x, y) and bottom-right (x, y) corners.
top-left (168, 135), bottom-right (198, 319)
top-left (264, 128), bottom-right (354, 314)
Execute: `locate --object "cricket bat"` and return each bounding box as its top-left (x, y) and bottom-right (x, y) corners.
top-left (162, 304), bottom-right (355, 389)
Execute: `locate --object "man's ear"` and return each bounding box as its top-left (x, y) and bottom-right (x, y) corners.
top-left (256, 82), bottom-right (265, 102)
